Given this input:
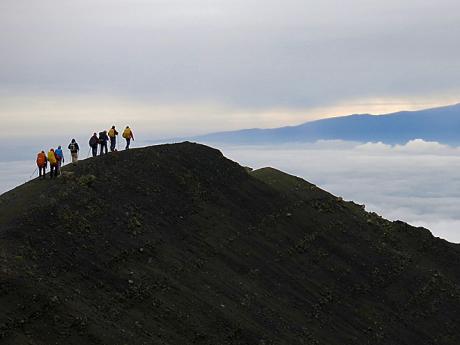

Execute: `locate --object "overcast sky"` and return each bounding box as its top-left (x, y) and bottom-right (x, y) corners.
top-left (1, 0), bottom-right (460, 139)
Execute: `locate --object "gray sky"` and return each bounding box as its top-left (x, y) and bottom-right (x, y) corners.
top-left (1, 0), bottom-right (460, 139)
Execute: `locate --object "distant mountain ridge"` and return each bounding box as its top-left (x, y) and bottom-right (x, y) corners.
top-left (190, 103), bottom-right (460, 145)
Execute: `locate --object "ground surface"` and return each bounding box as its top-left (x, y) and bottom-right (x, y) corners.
top-left (0, 142), bottom-right (459, 345)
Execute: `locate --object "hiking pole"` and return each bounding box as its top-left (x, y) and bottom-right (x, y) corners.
top-left (29, 167), bottom-right (38, 180)
top-left (87, 147), bottom-right (91, 158)
top-left (117, 134), bottom-right (119, 151)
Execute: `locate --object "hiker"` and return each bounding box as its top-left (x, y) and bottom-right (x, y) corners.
top-left (122, 126), bottom-right (134, 150)
top-left (108, 125), bottom-right (118, 152)
top-left (47, 149), bottom-right (58, 179)
top-left (89, 133), bottom-right (99, 157)
top-left (68, 139), bottom-right (80, 164)
top-left (36, 151), bottom-right (47, 179)
top-left (55, 145), bottom-right (64, 170)
top-left (99, 130), bottom-right (109, 155)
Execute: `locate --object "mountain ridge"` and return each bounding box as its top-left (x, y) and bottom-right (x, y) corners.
top-left (1, 142), bottom-right (460, 344)
top-left (185, 103), bottom-right (460, 145)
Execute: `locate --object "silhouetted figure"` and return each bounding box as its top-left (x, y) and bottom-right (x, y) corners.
top-left (89, 133), bottom-right (99, 157)
top-left (99, 130), bottom-right (109, 155)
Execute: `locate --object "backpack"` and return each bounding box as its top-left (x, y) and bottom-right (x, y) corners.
top-left (48, 151), bottom-right (57, 165)
top-left (69, 143), bottom-right (77, 152)
top-left (55, 149), bottom-right (63, 161)
top-left (99, 132), bottom-right (106, 142)
top-left (89, 136), bottom-right (98, 147)
top-left (36, 152), bottom-right (46, 167)
top-left (122, 128), bottom-right (131, 139)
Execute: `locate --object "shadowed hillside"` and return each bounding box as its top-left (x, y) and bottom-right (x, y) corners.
top-left (0, 142), bottom-right (459, 345)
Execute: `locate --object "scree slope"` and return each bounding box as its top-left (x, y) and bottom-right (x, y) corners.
top-left (0, 142), bottom-right (459, 345)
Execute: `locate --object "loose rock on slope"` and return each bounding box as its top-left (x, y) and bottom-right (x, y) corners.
top-left (0, 142), bottom-right (459, 345)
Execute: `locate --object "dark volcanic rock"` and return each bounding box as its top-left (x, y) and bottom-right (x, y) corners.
top-left (0, 142), bottom-right (459, 345)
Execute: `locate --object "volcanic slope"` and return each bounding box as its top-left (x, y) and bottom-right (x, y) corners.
top-left (0, 142), bottom-right (459, 345)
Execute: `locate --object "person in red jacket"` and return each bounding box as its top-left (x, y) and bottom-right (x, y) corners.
top-left (36, 151), bottom-right (48, 179)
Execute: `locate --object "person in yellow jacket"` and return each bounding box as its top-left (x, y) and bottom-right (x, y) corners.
top-left (47, 149), bottom-right (59, 179)
top-left (108, 125), bottom-right (118, 152)
top-left (122, 126), bottom-right (134, 150)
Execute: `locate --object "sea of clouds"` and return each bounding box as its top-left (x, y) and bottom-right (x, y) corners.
top-left (1, 139), bottom-right (460, 243)
top-left (215, 139), bottom-right (460, 243)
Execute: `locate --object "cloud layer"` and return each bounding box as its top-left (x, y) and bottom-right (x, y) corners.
top-left (217, 139), bottom-right (460, 243)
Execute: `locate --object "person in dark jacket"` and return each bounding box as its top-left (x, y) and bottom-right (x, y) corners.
top-left (89, 133), bottom-right (99, 157)
top-left (68, 139), bottom-right (80, 164)
top-left (99, 130), bottom-right (109, 155)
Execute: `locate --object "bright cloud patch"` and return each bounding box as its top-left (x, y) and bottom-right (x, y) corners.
top-left (216, 139), bottom-right (460, 243)
top-left (356, 139), bottom-right (453, 154)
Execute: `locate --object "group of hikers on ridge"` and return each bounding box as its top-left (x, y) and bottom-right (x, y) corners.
top-left (36, 125), bottom-right (134, 179)
top-left (88, 126), bottom-right (134, 157)
top-left (36, 140), bottom-right (78, 179)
